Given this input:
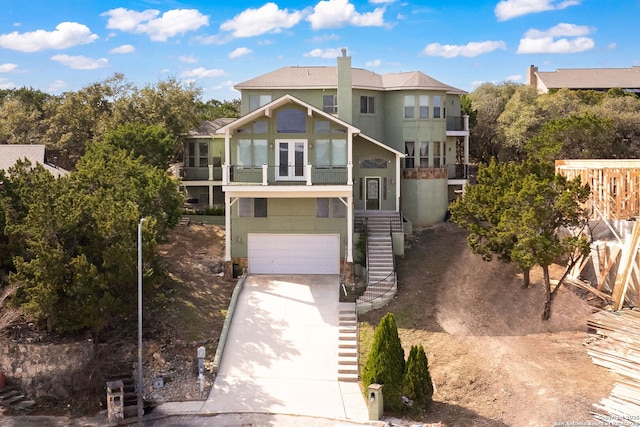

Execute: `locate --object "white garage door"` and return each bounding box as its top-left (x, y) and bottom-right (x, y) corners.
top-left (248, 234), bottom-right (340, 274)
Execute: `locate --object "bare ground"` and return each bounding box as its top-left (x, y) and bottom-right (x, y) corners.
top-left (14, 220), bottom-right (613, 424)
top-left (359, 222), bottom-right (616, 426)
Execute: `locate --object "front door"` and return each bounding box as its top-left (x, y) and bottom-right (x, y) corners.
top-left (277, 140), bottom-right (306, 181)
top-left (365, 177), bottom-right (380, 210)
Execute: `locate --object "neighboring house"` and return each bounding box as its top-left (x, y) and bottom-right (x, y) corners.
top-left (178, 118), bottom-right (235, 210)
top-left (0, 144), bottom-right (68, 177)
top-left (527, 65), bottom-right (640, 94)
top-left (181, 51), bottom-right (470, 279)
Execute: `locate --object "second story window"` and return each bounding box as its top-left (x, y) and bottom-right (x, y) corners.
top-left (360, 96), bottom-right (375, 114)
top-left (198, 143), bottom-right (208, 167)
top-left (238, 139), bottom-right (267, 167)
top-left (404, 141), bottom-right (415, 168)
top-left (419, 141), bottom-right (429, 168)
top-left (277, 108), bottom-right (306, 133)
top-left (249, 95), bottom-right (271, 112)
top-left (419, 96), bottom-right (429, 118)
top-left (433, 96), bottom-right (442, 118)
top-left (315, 139), bottom-right (346, 168)
top-left (323, 95), bottom-right (337, 114)
top-left (404, 95), bottom-right (415, 118)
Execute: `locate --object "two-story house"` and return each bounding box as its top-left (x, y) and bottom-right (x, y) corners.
top-left (182, 51), bottom-right (470, 280)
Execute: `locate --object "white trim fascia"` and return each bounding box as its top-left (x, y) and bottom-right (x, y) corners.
top-left (223, 185), bottom-right (352, 199)
top-left (215, 94), bottom-right (360, 135)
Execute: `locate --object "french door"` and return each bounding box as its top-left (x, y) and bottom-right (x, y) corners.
top-left (277, 140), bottom-right (307, 181)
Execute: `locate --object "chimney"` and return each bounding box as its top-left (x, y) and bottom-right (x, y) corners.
top-left (526, 65), bottom-right (538, 89)
top-left (337, 49), bottom-right (353, 124)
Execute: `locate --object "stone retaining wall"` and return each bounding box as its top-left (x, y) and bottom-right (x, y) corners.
top-left (0, 339), bottom-right (94, 400)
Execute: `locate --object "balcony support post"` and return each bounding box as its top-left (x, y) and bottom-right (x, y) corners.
top-left (306, 164), bottom-right (312, 186)
top-left (262, 164), bottom-right (268, 186)
top-left (208, 164), bottom-right (214, 181)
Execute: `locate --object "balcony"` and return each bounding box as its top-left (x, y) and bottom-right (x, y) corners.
top-left (228, 164), bottom-right (350, 185)
top-left (182, 166), bottom-right (223, 181)
top-left (446, 115), bottom-right (469, 136)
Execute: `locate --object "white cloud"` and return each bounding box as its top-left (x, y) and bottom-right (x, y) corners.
top-left (423, 40), bottom-right (507, 58)
top-left (102, 8), bottom-right (209, 42)
top-left (307, 0), bottom-right (386, 29)
top-left (495, 0), bottom-right (581, 21)
top-left (607, 42), bottom-right (617, 50)
top-left (48, 80), bottom-right (67, 93)
top-left (506, 74), bottom-right (522, 82)
top-left (304, 48), bottom-right (346, 58)
top-left (365, 59), bottom-right (381, 67)
top-left (180, 67), bottom-right (224, 78)
top-left (179, 55), bottom-right (198, 63)
top-left (370, 0), bottom-right (395, 3)
top-left (517, 23), bottom-right (595, 53)
top-left (307, 34), bottom-right (340, 43)
top-left (109, 44), bottom-right (135, 54)
top-left (228, 47), bottom-right (252, 58)
top-left (0, 22), bottom-right (98, 52)
top-left (0, 63), bottom-right (18, 73)
top-left (0, 77), bottom-right (16, 89)
top-left (220, 3), bottom-right (302, 38)
top-left (50, 54), bottom-right (109, 70)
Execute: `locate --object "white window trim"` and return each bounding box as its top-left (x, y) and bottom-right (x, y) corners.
top-left (275, 139), bottom-right (308, 181)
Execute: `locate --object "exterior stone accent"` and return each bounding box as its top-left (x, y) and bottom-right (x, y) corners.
top-left (402, 167), bottom-right (448, 179)
top-left (0, 338), bottom-right (94, 400)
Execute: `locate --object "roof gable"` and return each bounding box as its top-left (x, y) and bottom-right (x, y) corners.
top-left (216, 94), bottom-right (360, 134)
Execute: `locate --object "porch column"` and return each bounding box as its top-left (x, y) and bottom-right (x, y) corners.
top-left (225, 193), bottom-right (231, 261)
top-left (347, 195), bottom-right (353, 262)
top-left (463, 115), bottom-right (470, 166)
top-left (209, 184), bottom-right (214, 208)
top-left (208, 164), bottom-right (214, 181)
top-left (396, 155), bottom-right (401, 211)
top-left (223, 130), bottom-right (230, 185)
top-left (347, 130), bottom-right (353, 185)
top-left (306, 164), bottom-right (312, 186)
top-left (262, 164), bottom-right (268, 186)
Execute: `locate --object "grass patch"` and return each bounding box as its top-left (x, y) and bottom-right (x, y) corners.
top-left (358, 321), bottom-right (375, 375)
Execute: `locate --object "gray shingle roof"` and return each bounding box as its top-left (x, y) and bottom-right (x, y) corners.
top-left (187, 118), bottom-right (237, 137)
top-left (0, 144), bottom-right (68, 177)
top-left (536, 67), bottom-right (640, 90)
top-left (235, 66), bottom-right (466, 94)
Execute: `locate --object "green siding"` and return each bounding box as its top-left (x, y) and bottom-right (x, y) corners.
top-left (231, 198), bottom-right (348, 258)
top-left (401, 178), bottom-right (448, 225)
top-left (352, 137), bottom-right (397, 211)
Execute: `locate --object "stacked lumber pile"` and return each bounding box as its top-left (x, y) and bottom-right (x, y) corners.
top-left (588, 309), bottom-right (640, 423)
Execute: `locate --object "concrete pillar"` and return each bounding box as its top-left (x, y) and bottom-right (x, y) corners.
top-left (367, 383), bottom-right (383, 420)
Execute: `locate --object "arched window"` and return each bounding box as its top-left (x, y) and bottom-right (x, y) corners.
top-left (360, 158), bottom-right (388, 168)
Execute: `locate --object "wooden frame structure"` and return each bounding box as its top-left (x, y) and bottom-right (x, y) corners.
top-left (556, 159), bottom-right (640, 221)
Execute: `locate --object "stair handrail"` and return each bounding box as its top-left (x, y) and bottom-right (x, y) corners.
top-left (359, 217), bottom-right (397, 303)
top-left (365, 217), bottom-right (369, 288)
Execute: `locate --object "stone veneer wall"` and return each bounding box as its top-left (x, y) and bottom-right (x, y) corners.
top-left (0, 339), bottom-right (94, 400)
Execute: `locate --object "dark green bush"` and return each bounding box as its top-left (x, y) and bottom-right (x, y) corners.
top-left (403, 344), bottom-right (434, 411)
top-left (362, 312), bottom-right (405, 412)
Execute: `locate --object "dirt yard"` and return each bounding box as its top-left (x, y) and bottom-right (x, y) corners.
top-left (142, 220), bottom-right (615, 425)
top-left (359, 222), bottom-right (617, 426)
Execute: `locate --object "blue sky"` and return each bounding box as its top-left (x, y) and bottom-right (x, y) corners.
top-left (0, 0), bottom-right (638, 101)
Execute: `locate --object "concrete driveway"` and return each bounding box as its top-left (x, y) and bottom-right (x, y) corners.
top-left (200, 275), bottom-right (368, 421)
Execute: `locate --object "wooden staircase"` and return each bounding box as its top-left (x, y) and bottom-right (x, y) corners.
top-left (337, 303), bottom-right (359, 382)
